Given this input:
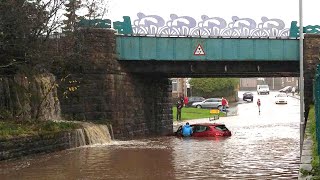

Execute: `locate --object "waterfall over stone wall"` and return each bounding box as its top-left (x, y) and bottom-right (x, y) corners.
top-left (75, 123), bottom-right (112, 146)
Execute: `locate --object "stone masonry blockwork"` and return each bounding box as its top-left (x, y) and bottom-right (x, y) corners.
top-left (0, 131), bottom-right (80, 161)
top-left (58, 29), bottom-right (173, 139)
top-left (304, 34), bottom-right (320, 120)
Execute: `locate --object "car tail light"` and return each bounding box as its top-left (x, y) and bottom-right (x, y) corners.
top-left (215, 132), bottom-right (223, 136)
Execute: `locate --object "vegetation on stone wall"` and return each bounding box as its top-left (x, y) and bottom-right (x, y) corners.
top-left (190, 78), bottom-right (239, 99)
top-left (0, 73), bottom-right (62, 121)
top-left (0, 120), bottom-right (80, 139)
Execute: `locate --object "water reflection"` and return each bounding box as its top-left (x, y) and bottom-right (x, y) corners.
top-left (0, 135), bottom-right (299, 179)
top-left (0, 91), bottom-right (300, 179)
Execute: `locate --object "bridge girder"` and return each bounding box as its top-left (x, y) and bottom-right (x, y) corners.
top-left (119, 61), bottom-right (299, 78)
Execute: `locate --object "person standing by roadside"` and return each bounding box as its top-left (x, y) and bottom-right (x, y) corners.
top-left (257, 98), bottom-right (261, 115)
top-left (180, 95), bottom-right (184, 105)
top-left (176, 99), bottom-right (183, 121)
top-left (221, 97), bottom-right (228, 112)
top-left (184, 96), bottom-right (189, 107)
top-left (291, 87), bottom-right (296, 96)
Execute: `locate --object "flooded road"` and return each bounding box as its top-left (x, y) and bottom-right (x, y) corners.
top-left (0, 91), bottom-right (300, 179)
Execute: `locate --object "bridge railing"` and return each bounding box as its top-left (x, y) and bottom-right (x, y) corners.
top-left (314, 65), bottom-right (320, 155)
top-left (75, 14), bottom-right (320, 39)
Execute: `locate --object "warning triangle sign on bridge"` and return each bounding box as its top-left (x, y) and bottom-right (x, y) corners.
top-left (194, 44), bottom-right (205, 56)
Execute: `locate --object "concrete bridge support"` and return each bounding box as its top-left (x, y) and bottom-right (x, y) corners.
top-left (58, 29), bottom-right (173, 139)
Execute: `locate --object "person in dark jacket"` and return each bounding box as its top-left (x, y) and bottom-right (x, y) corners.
top-left (182, 122), bottom-right (193, 137)
top-left (176, 99), bottom-right (183, 121)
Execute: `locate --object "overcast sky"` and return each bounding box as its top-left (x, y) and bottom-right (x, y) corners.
top-left (108, 0), bottom-right (319, 28)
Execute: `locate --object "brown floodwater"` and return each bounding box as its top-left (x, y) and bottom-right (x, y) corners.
top-left (0, 92), bottom-right (300, 179)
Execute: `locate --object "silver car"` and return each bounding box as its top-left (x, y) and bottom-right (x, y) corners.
top-left (192, 98), bottom-right (222, 109)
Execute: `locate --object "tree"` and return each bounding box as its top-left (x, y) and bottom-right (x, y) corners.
top-left (0, 0), bottom-right (66, 71)
top-left (0, 0), bottom-right (68, 121)
top-left (0, 0), bottom-right (110, 121)
top-left (190, 78), bottom-right (239, 98)
top-left (62, 0), bottom-right (81, 33)
top-left (82, 0), bottom-right (109, 20)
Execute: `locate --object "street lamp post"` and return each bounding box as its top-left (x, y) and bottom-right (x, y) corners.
top-left (299, 0), bottom-right (305, 155)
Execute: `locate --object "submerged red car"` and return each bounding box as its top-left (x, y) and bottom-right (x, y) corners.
top-left (175, 123), bottom-right (232, 137)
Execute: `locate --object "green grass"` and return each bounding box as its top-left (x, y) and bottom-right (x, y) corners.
top-left (172, 107), bottom-right (226, 121)
top-left (308, 105), bottom-right (320, 177)
top-left (0, 120), bottom-right (80, 139)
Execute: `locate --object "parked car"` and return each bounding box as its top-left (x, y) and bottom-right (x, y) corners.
top-left (257, 85), bottom-right (270, 95)
top-left (191, 98), bottom-right (223, 109)
top-left (279, 86), bottom-right (292, 93)
top-left (243, 92), bottom-right (253, 101)
top-left (175, 123), bottom-right (232, 137)
top-left (185, 96), bottom-right (205, 107)
top-left (274, 92), bottom-right (288, 104)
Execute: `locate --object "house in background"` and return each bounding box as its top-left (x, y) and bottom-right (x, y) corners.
top-left (240, 78), bottom-right (258, 91)
top-left (171, 78), bottom-right (189, 98)
top-left (172, 77), bottom-right (299, 99)
top-left (240, 77), bottom-right (299, 91)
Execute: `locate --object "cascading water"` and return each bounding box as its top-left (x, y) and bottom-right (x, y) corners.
top-left (75, 123), bottom-right (112, 146)
top-left (75, 129), bottom-right (87, 146)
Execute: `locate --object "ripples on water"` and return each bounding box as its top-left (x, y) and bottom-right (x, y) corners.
top-left (0, 134), bottom-right (299, 180)
top-left (0, 96), bottom-right (300, 179)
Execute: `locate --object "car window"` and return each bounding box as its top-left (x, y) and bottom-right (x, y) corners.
top-left (190, 97), bottom-right (204, 101)
top-left (215, 125), bottom-right (228, 131)
top-left (193, 125), bottom-right (209, 133)
top-left (260, 85), bottom-right (269, 88)
top-left (206, 99), bottom-right (213, 102)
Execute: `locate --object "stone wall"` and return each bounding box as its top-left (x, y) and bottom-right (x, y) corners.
top-left (58, 29), bottom-right (173, 139)
top-left (304, 34), bottom-right (320, 120)
top-left (0, 130), bottom-right (80, 161)
top-left (0, 73), bottom-right (61, 121)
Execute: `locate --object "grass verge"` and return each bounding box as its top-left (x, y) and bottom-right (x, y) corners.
top-left (308, 105), bottom-right (320, 177)
top-left (172, 107), bottom-right (226, 121)
top-left (0, 120), bottom-right (80, 139)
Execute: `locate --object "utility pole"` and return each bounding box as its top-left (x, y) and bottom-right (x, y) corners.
top-left (299, 0), bottom-right (305, 156)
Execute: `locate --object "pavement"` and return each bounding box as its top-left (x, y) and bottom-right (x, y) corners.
top-left (288, 93), bottom-right (300, 100)
top-left (298, 120), bottom-right (313, 180)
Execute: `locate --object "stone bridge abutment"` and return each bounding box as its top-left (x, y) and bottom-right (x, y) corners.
top-left (59, 29), bottom-right (173, 139)
top-left (304, 34), bottom-right (320, 120)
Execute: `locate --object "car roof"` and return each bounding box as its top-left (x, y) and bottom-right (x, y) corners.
top-left (191, 123), bottom-right (225, 126)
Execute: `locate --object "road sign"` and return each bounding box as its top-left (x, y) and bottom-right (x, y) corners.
top-left (194, 44), bottom-right (205, 56)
